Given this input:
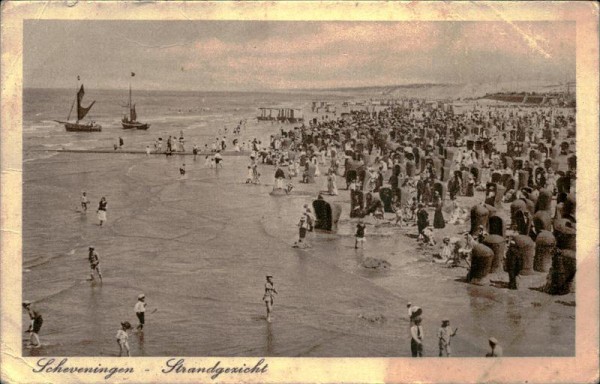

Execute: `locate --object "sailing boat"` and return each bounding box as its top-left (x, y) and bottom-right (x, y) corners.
top-left (55, 77), bottom-right (102, 132)
top-left (121, 72), bottom-right (150, 130)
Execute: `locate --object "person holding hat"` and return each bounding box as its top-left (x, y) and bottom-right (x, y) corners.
top-left (134, 294), bottom-right (147, 331)
top-left (88, 246), bottom-right (102, 282)
top-left (437, 319), bottom-right (458, 357)
top-left (263, 275), bottom-right (278, 322)
top-left (22, 301), bottom-right (42, 348)
top-left (486, 337), bottom-right (503, 357)
top-left (116, 321), bottom-right (132, 356)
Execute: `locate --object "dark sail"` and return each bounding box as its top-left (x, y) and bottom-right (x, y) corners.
top-left (76, 85), bottom-right (96, 121)
top-left (131, 104), bottom-right (137, 122)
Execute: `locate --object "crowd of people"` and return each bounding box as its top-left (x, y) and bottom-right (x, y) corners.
top-left (249, 97), bottom-right (576, 355)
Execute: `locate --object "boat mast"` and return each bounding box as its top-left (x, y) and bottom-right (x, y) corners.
top-left (67, 76), bottom-right (79, 122)
top-left (129, 80), bottom-right (132, 121)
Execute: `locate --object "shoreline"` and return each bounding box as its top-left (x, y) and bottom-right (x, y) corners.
top-left (34, 149), bottom-right (252, 156)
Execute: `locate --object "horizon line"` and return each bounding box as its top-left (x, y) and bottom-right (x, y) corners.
top-left (23, 79), bottom-right (575, 94)
top-left (23, 82), bottom-right (462, 94)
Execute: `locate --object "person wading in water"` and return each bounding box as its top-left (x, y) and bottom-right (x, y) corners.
top-left (88, 246), bottom-right (103, 282)
top-left (262, 275), bottom-right (278, 323)
top-left (97, 197), bottom-right (107, 226)
top-left (22, 301), bottom-right (43, 348)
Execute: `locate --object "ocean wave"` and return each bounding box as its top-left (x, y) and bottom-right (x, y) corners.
top-left (41, 142), bottom-right (73, 148)
top-left (29, 280), bottom-right (86, 305)
top-left (23, 151), bottom-right (59, 163)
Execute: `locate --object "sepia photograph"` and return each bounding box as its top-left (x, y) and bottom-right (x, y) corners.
top-left (2, 1), bottom-right (598, 383)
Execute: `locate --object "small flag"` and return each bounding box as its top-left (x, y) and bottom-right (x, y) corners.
top-left (77, 75), bottom-right (80, 81)
top-left (131, 72), bottom-right (135, 77)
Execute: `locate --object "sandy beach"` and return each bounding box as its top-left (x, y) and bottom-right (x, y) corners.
top-left (23, 119), bottom-right (575, 357)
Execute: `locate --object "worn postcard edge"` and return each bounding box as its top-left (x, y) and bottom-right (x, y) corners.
top-left (1, 1), bottom-right (598, 383)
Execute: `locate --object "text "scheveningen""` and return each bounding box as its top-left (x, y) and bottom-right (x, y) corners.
top-left (162, 358), bottom-right (269, 380)
top-left (34, 358), bottom-right (133, 380)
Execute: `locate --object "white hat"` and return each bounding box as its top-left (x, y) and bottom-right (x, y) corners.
top-left (489, 337), bottom-right (498, 344)
top-left (138, 294), bottom-right (145, 300)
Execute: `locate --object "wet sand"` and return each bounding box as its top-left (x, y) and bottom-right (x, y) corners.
top-left (22, 142), bottom-right (575, 357)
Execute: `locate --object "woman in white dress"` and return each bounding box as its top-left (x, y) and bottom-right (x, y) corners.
top-left (327, 168), bottom-right (338, 196)
top-left (97, 197), bottom-right (107, 226)
top-left (312, 155), bottom-right (321, 177)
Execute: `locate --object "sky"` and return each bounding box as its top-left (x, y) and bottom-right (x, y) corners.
top-left (23, 20), bottom-right (576, 91)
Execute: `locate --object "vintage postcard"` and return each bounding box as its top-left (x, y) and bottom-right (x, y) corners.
top-left (1, 1), bottom-right (598, 383)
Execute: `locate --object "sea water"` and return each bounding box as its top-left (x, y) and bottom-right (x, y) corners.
top-left (21, 88), bottom-right (574, 357)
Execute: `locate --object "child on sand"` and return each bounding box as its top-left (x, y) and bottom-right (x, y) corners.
top-left (252, 164), bottom-right (261, 184)
top-left (438, 319), bottom-right (458, 357)
top-left (441, 237), bottom-right (453, 262)
top-left (81, 192), bottom-right (89, 212)
top-left (286, 182), bottom-right (294, 194)
top-left (116, 321), bottom-right (132, 356)
top-left (433, 237), bottom-right (453, 264)
top-left (394, 202), bottom-right (404, 227)
top-left (355, 220), bottom-right (366, 249)
top-left (303, 204), bottom-right (314, 231)
top-left (134, 294), bottom-right (146, 331)
top-left (296, 215), bottom-right (308, 246)
top-left (457, 232), bottom-right (474, 266)
top-left (420, 226), bottom-right (436, 246)
top-left (246, 165), bottom-right (253, 183)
